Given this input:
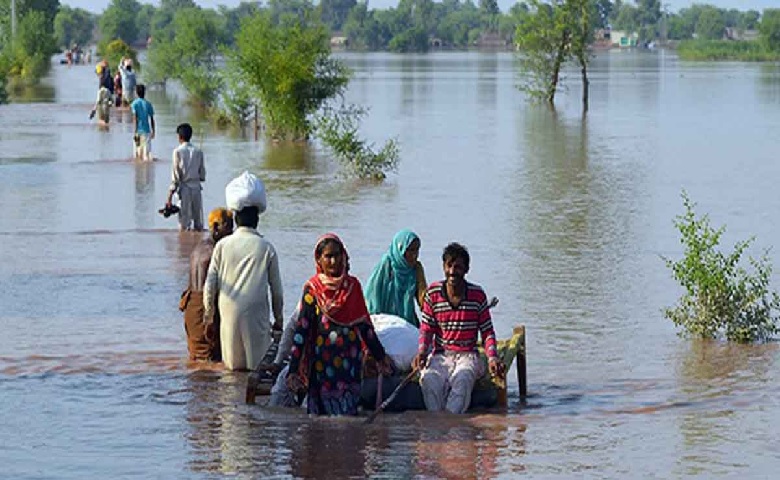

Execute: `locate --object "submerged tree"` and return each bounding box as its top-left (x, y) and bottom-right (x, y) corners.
top-left (514, 0), bottom-right (591, 109)
top-left (231, 10), bottom-right (349, 140)
top-left (146, 7), bottom-right (221, 106)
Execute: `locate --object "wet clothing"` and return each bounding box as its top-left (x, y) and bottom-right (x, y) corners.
top-left (364, 229), bottom-right (427, 327)
top-left (181, 238), bottom-right (221, 362)
top-left (418, 281), bottom-right (497, 414)
top-left (287, 233), bottom-right (388, 415)
top-left (169, 142), bottom-right (205, 230)
top-left (119, 63), bottom-right (136, 104)
top-left (420, 351), bottom-right (484, 413)
top-left (134, 133), bottom-right (152, 162)
top-left (288, 283), bottom-right (386, 415)
top-left (130, 98), bottom-right (154, 135)
top-left (203, 227), bottom-right (284, 371)
top-left (181, 290), bottom-right (221, 362)
top-left (95, 87), bottom-right (112, 123)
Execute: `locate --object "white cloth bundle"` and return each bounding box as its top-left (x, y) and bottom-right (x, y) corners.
top-left (225, 171), bottom-right (267, 213)
top-left (371, 314), bottom-right (419, 371)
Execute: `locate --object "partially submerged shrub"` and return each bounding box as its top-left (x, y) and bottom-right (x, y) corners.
top-left (98, 39), bottom-right (140, 73)
top-left (663, 191), bottom-right (780, 343)
top-left (315, 104), bottom-right (399, 181)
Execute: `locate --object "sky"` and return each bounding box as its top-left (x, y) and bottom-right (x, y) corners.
top-left (62, 0), bottom-right (779, 15)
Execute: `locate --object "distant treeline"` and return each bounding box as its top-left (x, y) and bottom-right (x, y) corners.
top-left (40, 0), bottom-right (780, 52)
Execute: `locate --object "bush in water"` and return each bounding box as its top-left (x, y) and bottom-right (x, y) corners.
top-left (663, 191), bottom-right (780, 343)
top-left (98, 39), bottom-right (140, 73)
top-left (315, 104), bottom-right (400, 181)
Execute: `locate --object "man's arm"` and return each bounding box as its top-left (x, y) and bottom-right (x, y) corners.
top-left (268, 246), bottom-right (284, 330)
top-left (478, 295), bottom-right (498, 359)
top-left (149, 113), bottom-right (155, 139)
top-left (203, 244), bottom-right (221, 324)
top-left (198, 150), bottom-right (206, 182)
top-left (167, 149), bottom-right (180, 205)
top-left (413, 289), bottom-right (436, 370)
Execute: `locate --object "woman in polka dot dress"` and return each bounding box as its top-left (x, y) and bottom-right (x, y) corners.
top-left (286, 233), bottom-right (393, 415)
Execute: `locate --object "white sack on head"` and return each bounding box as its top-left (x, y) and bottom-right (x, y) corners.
top-left (371, 314), bottom-right (419, 372)
top-left (225, 171), bottom-right (267, 213)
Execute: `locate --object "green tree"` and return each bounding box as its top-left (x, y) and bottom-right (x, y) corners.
top-left (695, 6), bottom-right (725, 40)
top-left (54, 6), bottom-right (94, 49)
top-left (99, 0), bottom-right (141, 45)
top-left (760, 9), bottom-right (780, 53)
top-left (231, 10), bottom-right (350, 139)
top-left (4, 10), bottom-right (57, 82)
top-left (612, 2), bottom-right (639, 33)
top-left (147, 7), bottom-right (221, 106)
top-left (739, 10), bottom-right (760, 31)
top-left (320, 0), bottom-right (356, 31)
top-left (101, 38), bottom-right (139, 72)
top-left (515, 0), bottom-right (591, 108)
top-left (135, 4), bottom-right (156, 44)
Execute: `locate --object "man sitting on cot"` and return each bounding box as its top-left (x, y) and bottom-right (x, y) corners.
top-left (412, 242), bottom-right (504, 414)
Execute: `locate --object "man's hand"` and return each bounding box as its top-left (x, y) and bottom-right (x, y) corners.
top-left (150, 130), bottom-right (155, 140)
top-left (412, 352), bottom-right (428, 372)
top-left (488, 358), bottom-right (505, 379)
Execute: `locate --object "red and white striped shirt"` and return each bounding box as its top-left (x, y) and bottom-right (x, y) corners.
top-left (418, 281), bottom-right (498, 359)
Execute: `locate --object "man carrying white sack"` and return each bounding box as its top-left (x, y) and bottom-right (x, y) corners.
top-left (203, 171), bottom-right (285, 371)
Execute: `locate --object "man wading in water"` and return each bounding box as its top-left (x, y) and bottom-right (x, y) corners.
top-left (180, 208), bottom-right (233, 362)
top-left (166, 123), bottom-right (205, 231)
top-left (131, 84), bottom-right (156, 162)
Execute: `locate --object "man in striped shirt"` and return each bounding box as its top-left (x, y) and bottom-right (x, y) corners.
top-left (412, 242), bottom-right (504, 413)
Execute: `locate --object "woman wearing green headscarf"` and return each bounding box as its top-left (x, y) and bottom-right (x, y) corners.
top-left (364, 229), bottom-right (428, 327)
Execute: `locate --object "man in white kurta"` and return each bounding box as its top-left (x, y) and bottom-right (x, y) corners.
top-left (203, 224), bottom-right (284, 370)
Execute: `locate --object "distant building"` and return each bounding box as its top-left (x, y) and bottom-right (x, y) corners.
top-left (610, 30), bottom-right (639, 48)
top-left (330, 35), bottom-right (348, 48)
top-left (724, 28), bottom-right (759, 41)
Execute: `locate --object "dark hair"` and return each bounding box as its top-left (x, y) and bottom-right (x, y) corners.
top-left (315, 238), bottom-right (343, 259)
top-left (176, 123), bottom-right (193, 142)
top-left (442, 242), bottom-right (470, 269)
top-left (235, 206), bottom-right (259, 228)
top-left (135, 83), bottom-right (146, 98)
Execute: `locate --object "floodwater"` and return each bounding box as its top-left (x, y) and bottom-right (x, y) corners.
top-left (2, 51), bottom-right (780, 478)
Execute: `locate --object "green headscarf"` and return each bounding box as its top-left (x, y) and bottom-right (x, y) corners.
top-left (365, 229), bottom-right (420, 327)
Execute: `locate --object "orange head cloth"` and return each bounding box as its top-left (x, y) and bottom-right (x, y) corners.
top-left (208, 207), bottom-right (232, 230)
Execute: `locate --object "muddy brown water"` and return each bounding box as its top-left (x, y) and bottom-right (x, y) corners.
top-left (1, 51), bottom-right (780, 478)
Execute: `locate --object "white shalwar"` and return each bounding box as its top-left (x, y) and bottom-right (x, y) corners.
top-left (420, 351), bottom-right (484, 414)
top-left (203, 227), bottom-right (284, 370)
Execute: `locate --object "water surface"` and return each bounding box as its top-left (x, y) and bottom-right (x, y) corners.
top-left (1, 51), bottom-right (780, 478)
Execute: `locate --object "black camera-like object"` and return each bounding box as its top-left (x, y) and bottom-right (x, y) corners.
top-left (89, 110), bottom-right (96, 120)
top-left (158, 204), bottom-right (180, 218)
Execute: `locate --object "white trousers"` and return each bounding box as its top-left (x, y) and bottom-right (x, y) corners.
top-left (178, 184), bottom-right (203, 231)
top-left (420, 351), bottom-right (484, 414)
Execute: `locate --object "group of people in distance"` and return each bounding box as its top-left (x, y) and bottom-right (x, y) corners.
top-left (179, 172), bottom-right (505, 416)
top-left (91, 57), bottom-right (156, 163)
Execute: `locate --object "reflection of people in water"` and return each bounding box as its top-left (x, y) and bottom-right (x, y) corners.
top-left (415, 424), bottom-right (501, 480)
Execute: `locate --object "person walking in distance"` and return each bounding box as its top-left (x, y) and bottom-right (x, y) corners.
top-left (130, 84), bottom-right (156, 161)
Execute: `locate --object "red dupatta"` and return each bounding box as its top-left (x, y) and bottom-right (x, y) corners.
top-left (293, 233), bottom-right (371, 390)
top-left (304, 233), bottom-right (371, 327)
